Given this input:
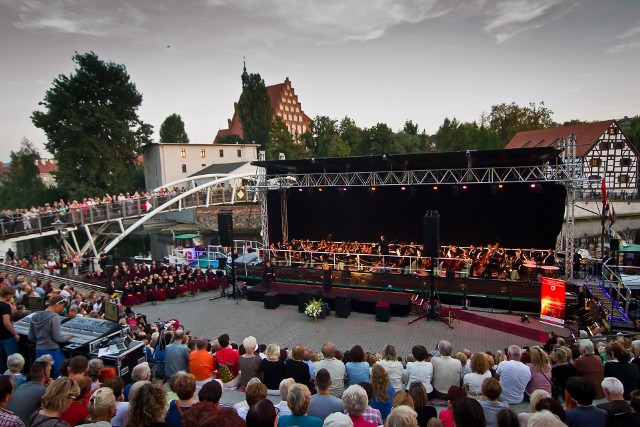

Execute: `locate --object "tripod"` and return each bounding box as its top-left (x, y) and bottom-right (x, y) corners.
top-left (209, 253), bottom-right (239, 303)
top-left (409, 261), bottom-right (439, 324)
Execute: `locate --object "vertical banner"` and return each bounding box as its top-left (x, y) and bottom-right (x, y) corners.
top-left (540, 277), bottom-right (566, 327)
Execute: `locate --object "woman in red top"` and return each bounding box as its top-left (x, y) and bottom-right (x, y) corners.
top-left (60, 376), bottom-right (92, 426)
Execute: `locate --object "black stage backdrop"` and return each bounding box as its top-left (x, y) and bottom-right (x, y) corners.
top-left (267, 182), bottom-right (566, 248)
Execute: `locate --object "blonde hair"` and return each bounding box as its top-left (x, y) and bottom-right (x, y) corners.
top-left (88, 387), bottom-right (116, 420)
top-left (41, 377), bottom-right (81, 414)
top-left (243, 336), bottom-right (257, 352)
top-left (529, 389), bottom-right (551, 412)
top-left (385, 405), bottom-right (418, 427)
top-left (392, 391), bottom-right (414, 409)
top-left (266, 343), bottom-right (281, 361)
top-left (455, 352), bottom-right (468, 367)
top-left (530, 346), bottom-right (550, 373)
top-left (371, 364), bottom-right (390, 402)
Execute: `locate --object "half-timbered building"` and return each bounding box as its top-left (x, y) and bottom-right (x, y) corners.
top-left (506, 120), bottom-right (639, 195)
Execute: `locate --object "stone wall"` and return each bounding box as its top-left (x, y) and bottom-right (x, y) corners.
top-left (195, 204), bottom-right (261, 233)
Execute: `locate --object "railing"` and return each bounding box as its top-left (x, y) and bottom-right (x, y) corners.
top-left (264, 248), bottom-right (474, 277)
top-left (0, 187), bottom-right (258, 241)
top-left (0, 263), bottom-right (107, 294)
top-left (601, 263), bottom-right (635, 321)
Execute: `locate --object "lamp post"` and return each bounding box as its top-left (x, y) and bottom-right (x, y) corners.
top-left (52, 220), bottom-right (66, 275)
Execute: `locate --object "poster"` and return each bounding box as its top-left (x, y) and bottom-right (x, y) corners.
top-left (540, 277), bottom-right (566, 327)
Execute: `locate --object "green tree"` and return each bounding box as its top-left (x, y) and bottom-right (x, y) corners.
top-left (562, 119), bottom-right (587, 126)
top-left (308, 116), bottom-right (339, 157)
top-left (217, 134), bottom-right (244, 145)
top-left (432, 118), bottom-right (500, 151)
top-left (339, 117), bottom-right (364, 155)
top-left (486, 101), bottom-right (556, 145)
top-left (32, 52), bottom-right (152, 199)
top-left (159, 113), bottom-right (189, 143)
top-left (266, 117), bottom-right (307, 160)
top-left (622, 116), bottom-right (640, 153)
top-left (366, 123), bottom-right (394, 155)
top-left (403, 120), bottom-right (419, 135)
top-left (0, 138), bottom-right (52, 209)
top-left (237, 73), bottom-right (273, 148)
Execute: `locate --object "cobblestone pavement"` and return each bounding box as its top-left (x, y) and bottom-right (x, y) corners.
top-left (138, 291), bottom-right (567, 410)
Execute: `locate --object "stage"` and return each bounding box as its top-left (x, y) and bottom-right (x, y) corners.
top-left (239, 265), bottom-right (560, 316)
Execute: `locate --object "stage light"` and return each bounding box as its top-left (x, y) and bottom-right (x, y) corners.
top-left (343, 187), bottom-right (347, 192)
top-left (530, 183), bottom-right (536, 188)
top-left (298, 188), bottom-right (303, 192)
top-left (401, 186), bottom-right (406, 191)
top-left (433, 186), bottom-right (438, 190)
top-left (498, 184), bottom-right (503, 189)
top-left (462, 185), bottom-right (468, 190)
top-left (318, 188), bottom-right (323, 192)
top-left (371, 187), bottom-right (376, 191)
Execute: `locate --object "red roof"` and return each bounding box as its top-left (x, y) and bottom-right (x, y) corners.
top-left (36, 159), bottom-right (58, 174)
top-left (505, 120), bottom-right (614, 157)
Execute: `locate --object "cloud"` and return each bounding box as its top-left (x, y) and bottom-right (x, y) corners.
top-left (481, 0), bottom-right (578, 43)
top-left (203, 0), bottom-right (450, 43)
top-left (1, 0), bottom-right (147, 37)
top-left (607, 25), bottom-right (640, 53)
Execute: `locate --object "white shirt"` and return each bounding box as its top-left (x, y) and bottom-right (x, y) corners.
top-left (431, 356), bottom-right (463, 394)
top-left (375, 360), bottom-right (405, 393)
top-left (495, 360), bottom-right (532, 404)
top-left (402, 360), bottom-right (433, 393)
top-left (463, 371), bottom-right (492, 395)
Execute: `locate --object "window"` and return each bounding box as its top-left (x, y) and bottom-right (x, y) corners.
top-left (180, 149), bottom-right (186, 158)
top-left (599, 141), bottom-right (610, 151)
top-left (200, 149), bottom-right (206, 158)
top-left (588, 175), bottom-right (601, 181)
top-left (615, 141), bottom-right (624, 149)
top-left (621, 158), bottom-right (631, 167)
top-left (201, 164), bottom-right (206, 167)
top-left (619, 175), bottom-right (629, 184)
top-left (237, 149), bottom-right (242, 157)
top-left (608, 126), bottom-right (618, 135)
top-left (181, 164), bottom-right (187, 173)
top-left (590, 158), bottom-right (601, 167)
top-left (219, 149), bottom-right (224, 157)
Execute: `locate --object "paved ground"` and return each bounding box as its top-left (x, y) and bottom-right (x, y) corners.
top-left (136, 290), bottom-right (566, 410)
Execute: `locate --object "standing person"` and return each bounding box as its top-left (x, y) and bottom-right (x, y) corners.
top-left (0, 287), bottom-right (20, 374)
top-left (28, 295), bottom-right (73, 377)
top-left (495, 345), bottom-right (531, 405)
top-left (164, 330), bottom-right (190, 381)
top-left (322, 262), bottom-right (332, 294)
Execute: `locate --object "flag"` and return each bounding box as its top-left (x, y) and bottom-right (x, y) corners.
top-left (601, 178), bottom-right (607, 207)
top-left (610, 203), bottom-right (616, 225)
top-left (143, 201), bottom-right (152, 211)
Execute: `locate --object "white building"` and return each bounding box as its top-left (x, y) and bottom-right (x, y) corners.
top-left (143, 142), bottom-right (260, 189)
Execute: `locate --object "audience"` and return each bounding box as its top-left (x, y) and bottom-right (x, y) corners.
top-left (342, 385), bottom-right (376, 427)
top-left (564, 377), bottom-right (606, 427)
top-left (279, 383), bottom-right (322, 427)
top-left (308, 369), bottom-right (344, 420)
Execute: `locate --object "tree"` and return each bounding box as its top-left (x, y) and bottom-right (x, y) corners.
top-left (266, 117), bottom-right (307, 160)
top-left (485, 101), bottom-right (556, 146)
top-left (0, 138), bottom-right (53, 209)
top-left (217, 133), bottom-right (244, 145)
top-left (237, 73), bottom-right (273, 148)
top-left (432, 118), bottom-right (500, 151)
top-left (366, 123), bottom-right (394, 155)
top-left (308, 116), bottom-right (340, 157)
top-left (32, 52), bottom-right (152, 199)
top-left (159, 113), bottom-right (189, 144)
top-left (622, 116), bottom-right (640, 153)
top-left (339, 117), bottom-right (364, 156)
top-left (403, 120), bottom-right (419, 135)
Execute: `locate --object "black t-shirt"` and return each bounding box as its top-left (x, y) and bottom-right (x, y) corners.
top-left (285, 359), bottom-right (311, 386)
top-left (0, 300), bottom-right (14, 340)
top-left (262, 359), bottom-right (286, 390)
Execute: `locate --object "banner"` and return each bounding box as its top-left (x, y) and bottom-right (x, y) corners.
top-left (540, 277), bottom-right (566, 327)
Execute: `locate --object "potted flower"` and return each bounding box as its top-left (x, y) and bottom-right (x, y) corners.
top-left (304, 297), bottom-right (324, 320)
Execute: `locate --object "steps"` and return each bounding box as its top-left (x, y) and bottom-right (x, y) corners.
top-left (585, 281), bottom-right (629, 322)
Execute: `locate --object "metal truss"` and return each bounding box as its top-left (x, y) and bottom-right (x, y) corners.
top-left (256, 164), bottom-right (585, 189)
top-left (257, 151), bottom-right (270, 250)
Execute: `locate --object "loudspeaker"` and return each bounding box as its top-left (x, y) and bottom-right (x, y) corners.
top-left (264, 292), bottom-right (280, 309)
top-left (335, 297), bottom-right (351, 318)
top-left (210, 230), bottom-right (220, 246)
top-left (375, 302), bottom-right (391, 322)
top-left (423, 211), bottom-right (440, 258)
top-left (105, 265), bottom-right (115, 277)
top-left (610, 238), bottom-right (620, 251)
top-left (217, 211), bottom-right (233, 247)
top-left (446, 269), bottom-right (455, 283)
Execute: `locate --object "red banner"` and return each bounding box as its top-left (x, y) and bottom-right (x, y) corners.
top-left (540, 277), bottom-right (566, 327)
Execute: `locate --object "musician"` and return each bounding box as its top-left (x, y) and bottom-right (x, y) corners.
top-left (262, 260), bottom-right (275, 286)
top-left (322, 262), bottom-right (333, 293)
top-left (527, 248), bottom-right (540, 263)
top-left (542, 249), bottom-right (555, 266)
top-left (468, 245), bottom-right (478, 260)
top-left (510, 250), bottom-right (524, 281)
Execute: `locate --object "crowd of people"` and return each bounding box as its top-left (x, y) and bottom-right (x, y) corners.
top-left (1, 267), bottom-right (640, 426)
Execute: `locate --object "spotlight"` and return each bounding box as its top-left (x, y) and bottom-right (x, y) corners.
top-left (371, 187), bottom-right (376, 191)
top-left (318, 188), bottom-right (323, 192)
top-left (401, 186), bottom-right (406, 191)
top-left (530, 183), bottom-right (536, 188)
top-left (498, 184), bottom-right (503, 189)
top-left (520, 314), bottom-right (530, 323)
top-left (343, 187), bottom-right (347, 192)
top-left (298, 188), bottom-right (303, 192)
top-left (433, 186), bottom-right (438, 191)
top-left (462, 185), bottom-right (468, 190)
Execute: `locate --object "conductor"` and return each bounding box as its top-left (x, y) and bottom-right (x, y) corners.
top-left (322, 262), bottom-right (333, 294)
top-left (262, 260), bottom-right (275, 287)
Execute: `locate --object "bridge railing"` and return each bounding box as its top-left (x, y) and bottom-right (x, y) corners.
top-left (0, 262), bottom-right (107, 294)
top-left (0, 187), bottom-right (258, 241)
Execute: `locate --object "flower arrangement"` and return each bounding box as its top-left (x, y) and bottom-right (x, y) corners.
top-left (304, 297), bottom-right (324, 318)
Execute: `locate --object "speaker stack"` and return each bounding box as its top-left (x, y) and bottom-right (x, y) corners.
top-left (423, 210), bottom-right (440, 258)
top-left (217, 211), bottom-right (234, 247)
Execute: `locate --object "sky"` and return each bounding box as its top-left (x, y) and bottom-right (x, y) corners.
top-left (1, 0), bottom-right (639, 162)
